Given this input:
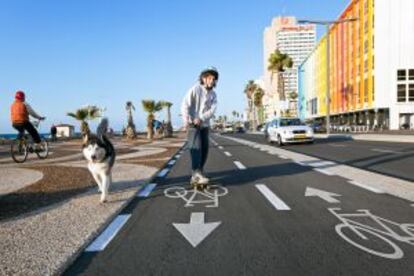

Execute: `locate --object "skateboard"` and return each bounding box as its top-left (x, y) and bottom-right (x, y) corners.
top-left (190, 180), bottom-right (210, 191)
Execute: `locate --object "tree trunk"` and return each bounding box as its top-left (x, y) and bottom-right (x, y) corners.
top-left (278, 72), bottom-right (285, 101)
top-left (147, 114), bottom-right (154, 140)
top-left (81, 121), bottom-right (90, 137)
top-left (165, 107), bottom-right (173, 137)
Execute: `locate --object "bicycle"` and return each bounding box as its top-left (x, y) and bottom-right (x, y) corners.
top-left (329, 208), bottom-right (414, 259)
top-left (10, 120), bottom-right (49, 163)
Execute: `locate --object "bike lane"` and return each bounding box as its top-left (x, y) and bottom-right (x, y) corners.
top-left (212, 134), bottom-right (414, 275)
top-left (65, 135), bottom-right (414, 275)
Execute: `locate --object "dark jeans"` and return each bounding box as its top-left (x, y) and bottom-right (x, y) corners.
top-left (187, 127), bottom-right (209, 173)
top-left (13, 122), bottom-right (41, 143)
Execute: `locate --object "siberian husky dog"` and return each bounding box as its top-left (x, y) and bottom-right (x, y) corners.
top-left (82, 118), bottom-right (116, 203)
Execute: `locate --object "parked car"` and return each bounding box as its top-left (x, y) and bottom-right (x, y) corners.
top-left (266, 117), bottom-right (314, 146)
top-left (222, 124), bottom-right (234, 133)
top-left (235, 126), bottom-right (245, 133)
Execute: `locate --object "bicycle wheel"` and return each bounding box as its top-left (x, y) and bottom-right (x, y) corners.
top-left (164, 186), bottom-right (188, 198)
top-left (36, 139), bottom-right (49, 159)
top-left (11, 139), bottom-right (28, 163)
top-left (205, 185), bottom-right (229, 196)
top-left (335, 224), bottom-right (404, 259)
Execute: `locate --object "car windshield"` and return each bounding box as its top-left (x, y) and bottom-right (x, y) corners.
top-left (280, 119), bottom-right (304, 126)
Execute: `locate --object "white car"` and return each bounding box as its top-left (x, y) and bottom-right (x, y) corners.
top-left (266, 118), bottom-right (314, 146)
top-left (222, 124), bottom-right (234, 133)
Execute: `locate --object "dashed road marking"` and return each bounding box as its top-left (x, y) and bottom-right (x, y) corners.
top-left (371, 148), bottom-right (402, 154)
top-left (218, 146), bottom-right (224, 150)
top-left (313, 168), bottom-right (335, 176)
top-left (137, 183), bottom-right (157, 197)
top-left (255, 184), bottom-right (290, 211)
top-left (234, 161), bottom-right (246, 170)
top-left (308, 161), bottom-right (337, 167)
top-left (348, 180), bottom-right (384, 194)
top-left (158, 168), bottom-right (170, 178)
top-left (224, 151), bottom-right (232, 157)
top-left (294, 161), bottom-right (306, 166)
top-left (85, 215), bottom-right (131, 252)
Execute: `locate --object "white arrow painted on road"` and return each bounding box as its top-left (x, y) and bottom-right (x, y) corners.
top-left (173, 212), bottom-right (221, 248)
top-left (305, 187), bottom-right (341, 203)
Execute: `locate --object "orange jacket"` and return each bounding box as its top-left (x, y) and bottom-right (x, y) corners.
top-left (11, 100), bottom-right (29, 124)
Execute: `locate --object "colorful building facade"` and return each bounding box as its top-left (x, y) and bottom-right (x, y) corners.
top-left (298, 0), bottom-right (414, 130)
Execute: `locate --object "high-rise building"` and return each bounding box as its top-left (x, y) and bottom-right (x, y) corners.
top-left (298, 0), bottom-right (414, 130)
top-left (262, 17), bottom-right (316, 119)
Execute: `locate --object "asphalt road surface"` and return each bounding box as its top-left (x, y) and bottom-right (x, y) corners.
top-left (65, 133), bottom-right (414, 276)
top-left (233, 133), bottom-right (414, 182)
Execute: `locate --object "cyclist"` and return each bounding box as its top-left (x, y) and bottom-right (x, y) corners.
top-left (10, 91), bottom-right (46, 150)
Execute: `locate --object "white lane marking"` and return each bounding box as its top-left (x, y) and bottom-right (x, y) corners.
top-left (158, 168), bottom-right (170, 178)
top-left (224, 151), bottom-right (232, 157)
top-left (234, 161), bottom-right (246, 170)
top-left (218, 146), bottom-right (224, 150)
top-left (255, 184), bottom-right (290, 211)
top-left (308, 161), bottom-right (337, 167)
top-left (175, 154), bottom-right (181, 159)
top-left (313, 168), bottom-right (335, 176)
top-left (137, 183), bottom-right (157, 197)
top-left (371, 148), bottom-right (402, 154)
top-left (168, 159), bottom-right (176, 166)
top-left (348, 180), bottom-right (384, 194)
top-left (294, 161), bottom-right (306, 166)
top-left (85, 215), bottom-right (131, 252)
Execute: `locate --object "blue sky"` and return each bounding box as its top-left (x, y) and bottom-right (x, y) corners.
top-left (0, 0), bottom-right (349, 133)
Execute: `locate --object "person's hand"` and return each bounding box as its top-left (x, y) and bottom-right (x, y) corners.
top-left (193, 118), bottom-right (202, 126)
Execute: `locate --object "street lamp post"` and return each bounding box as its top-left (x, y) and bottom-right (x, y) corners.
top-left (298, 18), bottom-right (358, 136)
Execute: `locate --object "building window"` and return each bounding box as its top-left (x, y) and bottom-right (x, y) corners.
top-left (356, 81), bottom-right (360, 104)
top-left (409, 84), bottom-right (414, 102)
top-left (372, 76), bottom-right (375, 101)
top-left (409, 69), bottom-right (414, 81)
top-left (397, 69), bottom-right (406, 81)
top-left (364, 78), bottom-right (368, 103)
top-left (397, 84), bottom-right (406, 102)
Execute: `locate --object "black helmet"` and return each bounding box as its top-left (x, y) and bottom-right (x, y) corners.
top-left (199, 66), bottom-right (219, 81)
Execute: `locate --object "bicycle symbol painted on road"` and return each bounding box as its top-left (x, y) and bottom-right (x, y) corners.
top-left (164, 185), bottom-right (228, 208)
top-left (329, 208), bottom-right (414, 259)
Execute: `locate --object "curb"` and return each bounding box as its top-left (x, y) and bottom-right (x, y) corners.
top-left (57, 142), bottom-right (186, 276)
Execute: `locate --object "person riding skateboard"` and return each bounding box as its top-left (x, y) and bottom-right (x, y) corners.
top-left (181, 67), bottom-right (218, 187)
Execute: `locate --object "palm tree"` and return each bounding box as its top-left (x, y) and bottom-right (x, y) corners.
top-left (232, 110), bottom-right (237, 121)
top-left (160, 101), bottom-right (173, 137)
top-left (253, 87), bottom-right (265, 126)
top-left (125, 101), bottom-right (136, 139)
top-left (244, 80), bottom-right (260, 130)
top-left (67, 105), bottom-right (101, 136)
top-left (142, 100), bottom-right (163, 140)
top-left (268, 49), bottom-right (293, 101)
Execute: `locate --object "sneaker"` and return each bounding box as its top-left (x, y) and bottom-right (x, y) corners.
top-left (194, 172), bottom-right (209, 184)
